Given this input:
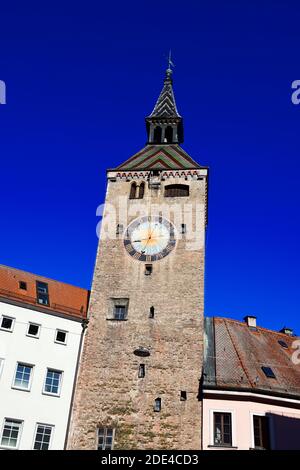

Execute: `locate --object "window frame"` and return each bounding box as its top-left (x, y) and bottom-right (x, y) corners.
top-left (97, 427), bottom-right (115, 450)
top-left (209, 409), bottom-right (236, 448)
top-left (42, 368), bottom-right (63, 397)
top-left (0, 315), bottom-right (15, 332)
top-left (250, 412), bottom-right (271, 450)
top-left (0, 418), bottom-right (23, 450)
top-left (54, 329), bottom-right (68, 345)
top-left (36, 281), bottom-right (50, 307)
top-left (32, 423), bottom-right (54, 450)
top-left (108, 298), bottom-right (129, 321)
top-left (12, 362), bottom-right (34, 392)
top-left (26, 322), bottom-right (41, 339)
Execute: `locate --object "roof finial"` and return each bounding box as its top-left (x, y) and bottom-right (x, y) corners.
top-left (165, 49), bottom-right (175, 79)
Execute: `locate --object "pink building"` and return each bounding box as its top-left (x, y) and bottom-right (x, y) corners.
top-left (202, 316), bottom-right (300, 450)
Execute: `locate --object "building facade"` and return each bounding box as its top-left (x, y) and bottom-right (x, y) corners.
top-left (203, 316), bottom-right (300, 450)
top-left (0, 265), bottom-right (89, 450)
top-left (67, 68), bottom-right (209, 450)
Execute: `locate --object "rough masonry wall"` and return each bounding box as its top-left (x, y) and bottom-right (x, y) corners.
top-left (68, 175), bottom-right (206, 450)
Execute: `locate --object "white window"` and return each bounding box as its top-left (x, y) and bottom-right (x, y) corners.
top-left (43, 369), bottom-right (63, 396)
top-left (33, 424), bottom-right (54, 450)
top-left (0, 419), bottom-right (23, 449)
top-left (54, 329), bottom-right (67, 345)
top-left (97, 427), bottom-right (115, 450)
top-left (209, 409), bottom-right (236, 448)
top-left (13, 363), bottom-right (33, 391)
top-left (27, 323), bottom-right (40, 338)
top-left (0, 315), bottom-right (15, 332)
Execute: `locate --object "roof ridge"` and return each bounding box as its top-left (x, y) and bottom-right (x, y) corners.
top-left (214, 316), bottom-right (298, 339)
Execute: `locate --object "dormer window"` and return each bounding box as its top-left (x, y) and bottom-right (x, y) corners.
top-left (165, 184), bottom-right (189, 197)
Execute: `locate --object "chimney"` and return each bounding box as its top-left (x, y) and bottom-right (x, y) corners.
top-left (244, 315), bottom-right (257, 330)
top-left (279, 327), bottom-right (294, 336)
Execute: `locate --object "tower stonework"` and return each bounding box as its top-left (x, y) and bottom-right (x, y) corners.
top-left (68, 69), bottom-right (208, 450)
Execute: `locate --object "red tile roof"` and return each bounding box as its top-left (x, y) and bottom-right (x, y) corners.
top-left (204, 317), bottom-right (300, 399)
top-left (0, 264), bottom-right (89, 320)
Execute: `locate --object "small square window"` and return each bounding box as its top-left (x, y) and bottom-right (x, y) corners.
top-left (0, 316), bottom-right (14, 332)
top-left (55, 330), bottom-right (67, 344)
top-left (19, 281), bottom-right (27, 290)
top-left (114, 306), bottom-right (126, 320)
top-left (27, 323), bottom-right (40, 338)
top-left (145, 264), bottom-right (153, 276)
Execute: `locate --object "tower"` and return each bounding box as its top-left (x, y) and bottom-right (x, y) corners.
top-left (68, 66), bottom-right (208, 450)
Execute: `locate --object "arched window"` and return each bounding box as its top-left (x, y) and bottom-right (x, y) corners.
top-left (165, 126), bottom-right (173, 143)
top-left (129, 182), bottom-right (137, 199)
top-left (164, 184), bottom-right (189, 197)
top-left (138, 182), bottom-right (145, 199)
top-left (153, 126), bottom-right (162, 143)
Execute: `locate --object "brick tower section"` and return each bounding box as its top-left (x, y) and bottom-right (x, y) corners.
top-left (67, 168), bottom-right (207, 450)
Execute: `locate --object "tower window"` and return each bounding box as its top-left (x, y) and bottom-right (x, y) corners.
top-left (129, 182), bottom-right (138, 199)
top-left (181, 224), bottom-right (186, 234)
top-left (154, 398), bottom-right (161, 412)
top-left (138, 364), bottom-right (145, 378)
top-left (36, 281), bottom-right (49, 306)
top-left (138, 182), bottom-right (145, 199)
top-left (19, 281), bottom-right (27, 290)
top-left (116, 224), bottom-right (124, 235)
top-left (145, 264), bottom-right (153, 276)
top-left (97, 427), bottom-right (115, 450)
top-left (149, 306), bottom-right (155, 318)
top-left (114, 305), bottom-right (127, 320)
top-left (153, 126), bottom-right (162, 143)
top-left (165, 184), bottom-right (189, 197)
top-left (165, 126), bottom-right (173, 143)
top-left (180, 391), bottom-right (187, 401)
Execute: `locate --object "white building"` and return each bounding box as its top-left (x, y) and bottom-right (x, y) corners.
top-left (0, 265), bottom-right (89, 450)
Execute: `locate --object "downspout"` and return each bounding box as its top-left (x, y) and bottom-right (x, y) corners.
top-left (63, 317), bottom-right (89, 449)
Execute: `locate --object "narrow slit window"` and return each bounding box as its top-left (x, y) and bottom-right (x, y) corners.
top-left (138, 364), bottom-right (145, 378)
top-left (180, 391), bottom-right (187, 401)
top-left (181, 224), bottom-right (186, 234)
top-left (138, 182), bottom-right (145, 199)
top-left (149, 306), bottom-right (155, 318)
top-left (154, 397), bottom-right (161, 412)
top-left (116, 224), bottom-right (124, 235)
top-left (145, 265), bottom-right (153, 276)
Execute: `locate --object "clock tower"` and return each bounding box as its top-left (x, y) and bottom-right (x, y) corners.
top-left (68, 66), bottom-right (208, 450)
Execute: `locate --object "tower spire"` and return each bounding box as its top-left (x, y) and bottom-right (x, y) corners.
top-left (145, 54), bottom-right (183, 145)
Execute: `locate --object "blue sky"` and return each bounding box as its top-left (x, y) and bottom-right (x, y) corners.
top-left (0, 1), bottom-right (299, 333)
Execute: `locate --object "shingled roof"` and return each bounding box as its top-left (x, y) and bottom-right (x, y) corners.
top-left (114, 144), bottom-right (203, 171)
top-left (203, 317), bottom-right (300, 399)
top-left (148, 70), bottom-right (181, 118)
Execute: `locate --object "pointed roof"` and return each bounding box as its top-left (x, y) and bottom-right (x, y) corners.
top-left (114, 144), bottom-right (202, 171)
top-left (148, 69), bottom-right (181, 119)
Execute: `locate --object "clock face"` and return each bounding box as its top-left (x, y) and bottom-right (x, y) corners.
top-left (124, 216), bottom-right (176, 262)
